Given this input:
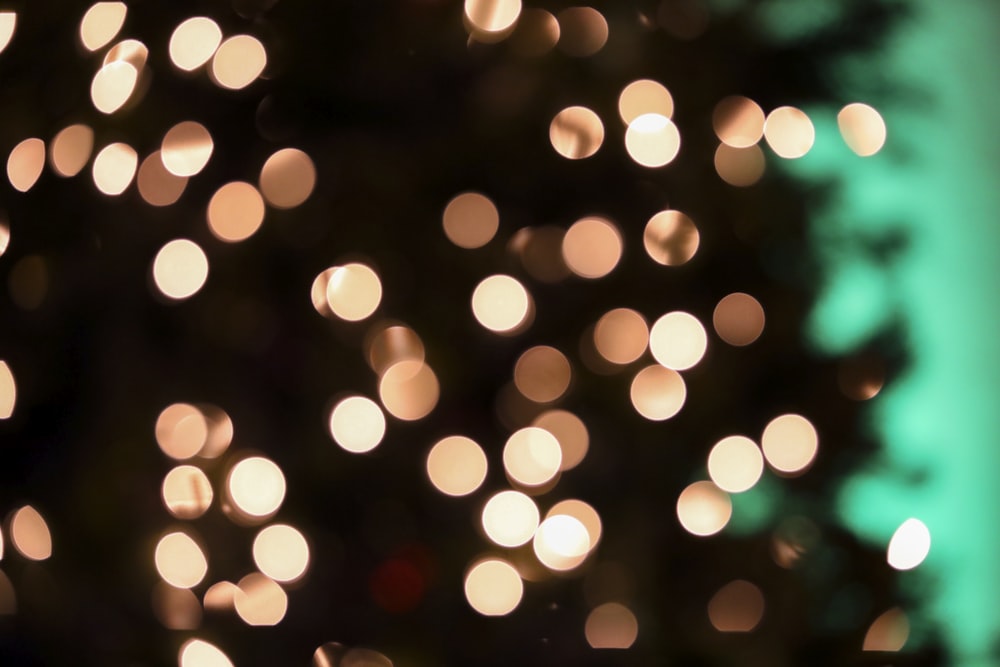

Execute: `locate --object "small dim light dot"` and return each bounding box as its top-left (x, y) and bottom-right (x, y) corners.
top-left (514, 345), bottom-right (571, 403)
top-left (7, 138), bottom-right (45, 193)
top-left (708, 580), bottom-right (765, 631)
top-left (379, 360), bottom-right (439, 421)
top-left (92, 142), bottom-right (138, 196)
top-left (761, 413), bottom-right (818, 475)
top-left (137, 151), bottom-right (188, 206)
top-left (80, 2), bottom-right (127, 52)
top-left (179, 639), bottom-right (235, 667)
top-left (863, 608), bottom-right (910, 651)
top-left (442, 192), bottom-right (499, 249)
top-left (649, 311), bottom-right (707, 371)
top-left (482, 490), bottom-right (539, 547)
top-left (464, 0), bottom-right (522, 36)
top-left (531, 410), bottom-right (589, 470)
top-left (713, 96), bottom-right (765, 148)
top-left (533, 514), bottom-right (590, 571)
top-left (550, 106), bottom-right (604, 160)
top-left (426, 435), bottom-right (488, 497)
top-left (151, 581), bottom-right (202, 630)
top-left (154, 531), bottom-right (207, 589)
top-left (161, 121), bottom-right (214, 177)
top-left (0, 360), bottom-right (15, 419)
top-left (211, 34), bottom-right (267, 90)
top-left (162, 465), bottom-right (214, 519)
top-left (714, 143), bottom-right (766, 187)
top-left (503, 427), bottom-right (562, 487)
top-left (562, 216), bottom-right (622, 279)
top-left (556, 6), bottom-right (608, 57)
top-left (887, 518), bottom-right (931, 571)
top-left (509, 8), bottom-right (559, 56)
top-left (155, 403), bottom-right (207, 460)
top-left (207, 181), bottom-right (265, 242)
top-left (10, 506), bottom-right (52, 561)
top-left (227, 456), bottom-right (286, 519)
top-left (50, 125), bottom-right (94, 178)
top-left (464, 558), bottom-right (523, 616)
top-left (625, 113), bottom-right (680, 167)
top-left (713, 293), bottom-right (765, 346)
top-left (198, 404), bottom-right (234, 459)
top-left (253, 524), bottom-right (310, 583)
top-left (170, 17), bottom-right (223, 72)
top-left (0, 13), bottom-right (16, 54)
top-left (90, 61), bottom-right (138, 114)
top-left (514, 226), bottom-right (570, 283)
top-left (630, 364), bottom-right (686, 421)
top-left (838, 102), bottom-right (887, 156)
top-left (328, 396), bottom-right (386, 453)
top-left (594, 308), bottom-right (648, 365)
top-left (764, 106), bottom-right (815, 159)
top-left (676, 481), bottom-right (732, 536)
top-left (259, 148), bottom-right (316, 209)
top-left (471, 274), bottom-right (531, 334)
top-left (618, 79), bottom-right (674, 124)
top-left (152, 239), bottom-right (209, 301)
top-left (707, 436), bottom-right (764, 493)
top-left (585, 602), bottom-right (639, 648)
top-left (325, 263), bottom-right (382, 322)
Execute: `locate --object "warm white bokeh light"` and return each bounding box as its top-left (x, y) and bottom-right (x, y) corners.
top-left (426, 435), bottom-right (488, 497)
top-left (713, 292), bottom-right (765, 346)
top-left (325, 263), bottom-right (382, 322)
top-left (227, 456), bottom-right (286, 519)
top-left (10, 506), bottom-right (52, 561)
top-left (0, 13), bottom-right (15, 55)
top-left (90, 61), bottom-right (138, 114)
top-left (838, 102), bottom-right (887, 156)
top-left (708, 580), bottom-right (765, 632)
top-left (155, 403), bottom-right (207, 460)
top-left (328, 395), bottom-right (386, 453)
top-left (629, 364), bottom-right (686, 421)
top-left (464, 558), bottom-right (523, 616)
top-left (442, 192), bottom-right (499, 249)
top-left (618, 79), bottom-right (673, 124)
top-left (253, 523), bottom-right (310, 583)
top-left (80, 2), bottom-right (127, 52)
top-left (707, 436), bottom-right (764, 493)
top-left (713, 96), bottom-right (765, 148)
top-left (482, 490), bottom-right (539, 547)
top-left (378, 360), bottom-right (440, 421)
top-left (0, 361), bottom-right (15, 420)
top-left (464, 0), bottom-right (522, 35)
top-left (152, 239), bottom-right (209, 301)
top-left (471, 274), bottom-right (531, 333)
top-left (763, 106), bottom-right (815, 158)
top-left (549, 106), bottom-right (604, 159)
top-left (170, 17), bottom-right (223, 71)
top-left (625, 113), bottom-right (680, 167)
top-left (562, 217), bottom-right (623, 279)
top-left (50, 124), bottom-right (94, 178)
top-left (7, 138), bottom-right (45, 192)
top-left (514, 345), bottom-right (571, 403)
top-left (154, 531), bottom-right (207, 589)
top-left (211, 35), bottom-right (267, 90)
top-left (546, 499), bottom-right (602, 552)
top-left (676, 481), bottom-right (732, 536)
top-left (259, 148), bottom-right (316, 209)
top-left (649, 311), bottom-right (707, 371)
top-left (644, 210), bottom-right (699, 266)
top-left (161, 121), bottom-right (214, 177)
top-left (162, 465), bottom-right (214, 519)
top-left (137, 151), bottom-right (188, 206)
top-left (887, 518), bottom-right (931, 571)
top-left (594, 308), bottom-right (648, 365)
top-left (179, 639), bottom-right (235, 667)
top-left (761, 413), bottom-right (819, 475)
top-left (531, 410), bottom-right (589, 471)
top-left (234, 573), bottom-right (288, 626)
top-left (92, 142), bottom-right (137, 195)
top-left (533, 514), bottom-right (590, 571)
top-left (207, 181), bottom-right (266, 242)
top-left (503, 427), bottom-right (562, 487)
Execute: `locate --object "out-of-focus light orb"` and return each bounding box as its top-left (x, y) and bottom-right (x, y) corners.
top-left (514, 345), bottom-right (571, 403)
top-left (162, 465), bottom-right (214, 519)
top-left (594, 308), bottom-right (648, 365)
top-left (676, 481), bottom-right (732, 536)
top-left (513, 226), bottom-right (570, 283)
top-left (198, 404), bottom-right (234, 459)
top-left (0, 571), bottom-right (13, 615)
top-left (547, 499), bottom-right (602, 551)
top-left (863, 608), bottom-right (909, 651)
top-left (887, 518), bottom-right (931, 571)
top-left (161, 121), bottom-right (214, 177)
top-left (253, 524), bottom-right (310, 583)
top-left (153, 239), bottom-right (209, 301)
top-left (713, 96), bottom-right (765, 148)
top-left (713, 292), bottom-right (765, 346)
top-left (556, 6), bottom-right (608, 57)
top-left (0, 224), bottom-right (8, 259)
top-left (763, 106), bottom-right (815, 158)
top-left (0, 360), bottom-right (14, 419)
top-left (179, 639), bottom-right (234, 667)
top-left (585, 603), bottom-right (639, 648)
top-left (378, 360), bottom-right (439, 421)
top-left (207, 181), bottom-right (265, 242)
top-left (0, 13), bottom-right (15, 55)
top-left (509, 8), bottom-right (559, 57)
top-left (10, 506), bottom-right (52, 561)
top-left (259, 148), bottom-right (316, 209)
top-left (442, 192), bottom-right (499, 249)
top-left (532, 410), bottom-right (588, 470)
top-left (464, 0), bottom-right (522, 35)
top-left (714, 143), bottom-right (765, 187)
top-left (562, 216), bottom-right (622, 279)
top-left (170, 17), bottom-right (223, 72)
top-left (310, 268), bottom-right (337, 317)
top-left (92, 142), bottom-right (137, 195)
top-left (838, 102), bottom-right (887, 156)
top-left (649, 311), bottom-right (707, 371)
top-left (90, 61), bottom-right (138, 114)
top-left (426, 435), bottom-right (488, 497)
top-left (618, 79), bottom-right (674, 124)
top-left (227, 456), bottom-right (286, 519)
top-left (80, 2), bottom-right (127, 52)
top-left (50, 125), bottom-right (93, 178)
top-left (203, 581), bottom-right (238, 612)
top-left (550, 106), bottom-right (604, 159)
top-left (630, 365), bottom-right (686, 420)
top-left (761, 413), bottom-right (818, 475)
top-left (324, 263), bottom-right (382, 322)
top-left (234, 573), bottom-right (288, 626)
top-left (211, 34), bottom-right (267, 90)
top-left (644, 210), bottom-right (699, 266)
top-left (104, 38), bottom-right (148, 69)
top-left (366, 324), bottom-right (425, 375)
top-left (154, 531), bottom-right (207, 589)
top-left (482, 490), bottom-right (539, 547)
top-left (625, 113), bottom-right (680, 167)
top-left (707, 436), bottom-right (764, 493)
top-left (503, 427), bottom-right (562, 487)
top-left (155, 403), bottom-right (207, 460)
top-left (7, 138), bottom-right (45, 193)
top-left (464, 558), bottom-right (523, 616)
top-left (534, 514), bottom-right (590, 571)
top-left (137, 151), bottom-right (188, 206)
top-left (151, 581), bottom-right (202, 630)
top-left (837, 355), bottom-right (885, 401)
top-left (471, 274), bottom-right (531, 333)
top-left (708, 580), bottom-right (765, 631)
top-left (328, 396), bottom-right (385, 453)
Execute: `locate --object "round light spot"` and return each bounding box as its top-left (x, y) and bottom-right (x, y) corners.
top-left (253, 524), bottom-right (310, 583)
top-left (154, 531), bottom-right (207, 589)
top-left (714, 143), bottom-right (766, 187)
top-left (0, 360), bottom-right (15, 420)
top-left (838, 102), bottom-right (887, 156)
top-left (546, 498), bottom-right (602, 552)
top-left (630, 365), bottom-right (686, 420)
top-left (49, 124), bottom-right (93, 178)
top-left (713, 292), bottom-right (765, 346)
top-left (712, 96), bottom-right (765, 148)
top-left (464, 558), bottom-right (523, 616)
top-left (328, 396), bottom-right (385, 453)
top-left (531, 410), bottom-right (589, 471)
top-left (234, 572), bottom-right (287, 626)
top-left (207, 181), bottom-right (265, 242)
top-left (887, 518), bottom-right (931, 571)
top-left (464, 0), bottom-right (522, 35)
top-left (155, 403), bottom-right (208, 460)
top-left (586, 603), bottom-right (639, 648)
top-left (644, 210), bottom-right (699, 266)
top-left (366, 324), bottom-right (425, 375)
top-left (513, 226), bottom-right (570, 283)
top-left (79, 2), bottom-right (127, 52)
top-left (137, 151), bottom-right (188, 206)
top-left (211, 34), bottom-right (267, 90)
top-left (259, 148), bottom-right (316, 209)
top-left (10, 505), bottom-right (51, 561)
top-left (471, 274), bottom-right (531, 333)
top-left (92, 142), bottom-right (137, 195)
top-left (649, 311), bottom-right (707, 371)
top-left (562, 216), bottom-right (623, 279)
top-left (676, 481), bottom-right (732, 536)
top-left (90, 61), bottom-right (138, 114)
top-left (7, 138), bottom-right (44, 193)
top-left (378, 360), bottom-right (439, 421)
top-left (761, 413), bottom-right (818, 475)
top-left (707, 436), bottom-right (764, 493)
top-left (503, 427), bottom-right (562, 487)
top-left (625, 113), bottom-right (680, 167)
top-left (179, 639), bottom-right (234, 667)
top-left (162, 465), bottom-right (213, 519)
top-left (708, 580), bottom-right (765, 631)
top-left (227, 456), bottom-right (286, 519)
top-left (550, 106), bottom-right (604, 159)
top-left (618, 79), bottom-right (674, 124)
top-left (442, 192), bottom-right (499, 249)
top-left (514, 345), bottom-right (571, 403)
top-left (594, 308), bottom-right (648, 365)
top-left (763, 106), bottom-right (815, 159)
top-left (153, 239), bottom-right (209, 301)
top-left (161, 121), bottom-right (214, 177)
top-left (533, 514), bottom-right (590, 571)
top-left (509, 8), bottom-right (559, 57)
top-left (556, 6), bottom-right (608, 57)
top-left (482, 490), bottom-right (539, 547)
top-left (426, 435), bottom-right (488, 497)
top-left (325, 263), bottom-right (382, 322)
top-left (170, 17), bottom-right (222, 72)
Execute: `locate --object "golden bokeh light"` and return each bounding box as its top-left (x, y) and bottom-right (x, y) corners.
top-left (585, 603), bottom-right (639, 649)
top-left (649, 311), bottom-right (707, 371)
top-left (10, 505), bottom-right (52, 561)
top-left (838, 102), bottom-right (887, 157)
top-left (707, 435), bottom-right (764, 493)
top-left (426, 435), bottom-right (488, 497)
top-left (712, 96), bottom-right (765, 148)
top-left (618, 79), bottom-right (674, 124)
top-left (512, 225), bottom-right (570, 283)
top-left (464, 0), bottom-right (522, 37)
top-left (514, 345), bottom-right (571, 403)
top-left (170, 17), bottom-right (223, 72)
top-left (207, 181), bottom-right (265, 242)
top-left (154, 531), bottom-right (208, 589)
top-left (155, 403), bottom-right (207, 460)
top-left (211, 34), bottom-right (267, 90)
top-left (151, 581), bottom-right (202, 630)
top-left (90, 61), bottom-right (138, 114)
top-left (0, 360), bottom-right (15, 420)
top-left (630, 364), bottom-right (686, 421)
top-left (887, 518), bottom-right (931, 571)
top-left (546, 499), bottom-right (602, 552)
top-left (79, 2), bottom-right (127, 52)
top-left (378, 360), bottom-right (440, 421)
top-left (713, 292), bottom-right (765, 346)
top-left (549, 106), bottom-right (604, 160)
top-left (562, 216), bottom-right (622, 279)
top-left (625, 113), bottom-right (680, 167)
top-left (179, 639), bottom-right (235, 667)
top-left (644, 209), bottom-right (699, 266)
top-left (162, 465), bottom-right (214, 519)
top-left (366, 324), bottom-right (425, 375)
top-left (471, 274), bottom-right (532, 333)
top-left (676, 481), bottom-right (732, 536)
top-left (203, 581), bottom-right (239, 612)
top-left (104, 38), bottom-right (148, 69)
top-left (763, 106), bottom-right (815, 159)
top-left (137, 151), bottom-right (188, 206)
top-left (310, 268), bottom-right (337, 317)
top-left (325, 263), bottom-right (382, 322)
top-left (556, 6), bottom-right (608, 57)
top-left (442, 192), bottom-right (499, 249)
top-left (259, 148), bottom-right (317, 209)
top-left (482, 490), bottom-right (539, 547)
top-left (509, 8), bottom-right (559, 57)
top-left (863, 608), bottom-right (909, 651)
top-left (0, 223), bottom-right (8, 258)
top-left (464, 558), bottom-right (523, 616)
top-left (328, 395), bottom-right (386, 453)
top-left (7, 138), bottom-right (45, 193)
top-left (227, 456), bottom-right (286, 520)
top-left (503, 427), bottom-right (562, 487)
top-left (340, 648), bottom-right (394, 667)
top-left (594, 308), bottom-right (648, 365)
top-left (714, 143), bottom-right (766, 187)
top-left (708, 580), bottom-right (765, 632)
top-left (92, 142), bottom-right (137, 196)
top-left (761, 413), bottom-right (818, 475)
top-left (531, 410), bottom-right (588, 470)
top-left (152, 239), bottom-right (209, 301)
top-left (253, 523), bottom-right (310, 583)
top-left (533, 514), bottom-right (590, 571)
top-left (0, 13), bottom-right (15, 55)
top-left (49, 124), bottom-right (93, 178)
top-left (161, 121), bottom-right (214, 177)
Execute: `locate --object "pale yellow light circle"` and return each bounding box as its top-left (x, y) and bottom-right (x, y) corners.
top-left (533, 514), bottom-right (590, 571)
top-left (7, 138), bottom-right (44, 193)
top-left (531, 410), bottom-right (589, 470)
top-left (103, 38), bottom-right (148, 69)
top-left (10, 506), bottom-right (52, 561)
top-left (629, 364), bottom-right (686, 421)
top-left (707, 436), bottom-right (764, 493)
top-left (471, 274), bottom-right (531, 333)
top-left (442, 192), bottom-right (499, 249)
top-left (161, 121), bottom-right (214, 177)
top-left (708, 580), bottom-right (765, 631)
top-left (90, 61), bottom-right (138, 115)
top-left (714, 143), bottom-right (766, 187)
top-left (325, 263), bottom-right (382, 322)
top-left (503, 427), bottom-right (562, 487)
top-left (625, 113), bottom-right (680, 167)
top-left (644, 210), bottom-right (699, 266)
top-left (649, 311), bottom-right (707, 371)
top-left (594, 308), bottom-right (648, 365)
top-left (556, 6), bottom-right (608, 57)
top-left (482, 490), bottom-right (539, 547)
top-left (0, 13), bottom-right (15, 55)
top-left (838, 102), bottom-right (887, 156)
top-left (378, 360), bottom-right (439, 421)
top-left (155, 403), bottom-right (207, 460)
top-left (50, 125), bottom-right (93, 178)
top-left (464, 0), bottom-right (522, 34)
top-left (80, 2), bottom-right (127, 52)
top-left (676, 481), bottom-right (732, 536)
top-left (887, 518), bottom-right (931, 571)
top-left (562, 216), bottom-right (622, 279)
top-left (426, 435), bottom-right (488, 497)
top-left (179, 639), bottom-right (234, 667)
top-left (761, 413), bottom-right (818, 475)
top-left (586, 603), bottom-right (639, 648)
top-left (763, 106), bottom-right (815, 159)
top-left (259, 148), bottom-right (316, 209)
top-left (546, 499), bottom-right (602, 551)
top-left (207, 181), bottom-right (265, 242)
top-left (92, 142), bottom-right (137, 196)
top-left (0, 360), bottom-right (14, 420)
top-left (211, 34), bottom-right (267, 90)
top-left (464, 558), bottom-right (523, 616)
top-left (550, 106), bottom-right (604, 160)
top-left (713, 96), bottom-right (765, 148)
top-left (863, 608), bottom-right (910, 652)
top-left (170, 17), bottom-right (223, 72)
top-left (137, 151), bottom-right (188, 206)
top-left (514, 345), bottom-right (571, 403)
top-left (713, 292), bottom-right (765, 346)
top-left (227, 456), bottom-right (286, 518)
top-left (618, 79), bottom-right (674, 124)
top-left (328, 396), bottom-right (385, 453)
top-left (234, 573), bottom-right (287, 626)
top-left (253, 524), bottom-right (310, 583)
top-left (154, 531), bottom-right (207, 588)
top-left (162, 465), bottom-right (214, 519)
top-left (153, 239), bottom-right (209, 300)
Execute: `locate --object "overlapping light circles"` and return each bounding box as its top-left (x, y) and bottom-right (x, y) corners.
top-left (155, 403), bottom-right (209, 460)
top-left (644, 210), bottom-right (699, 266)
top-left (325, 263), bottom-right (382, 321)
top-left (503, 427), bottom-right (562, 487)
top-left (625, 113), bottom-right (680, 167)
top-left (760, 413), bottom-right (818, 475)
top-left (137, 151), bottom-right (188, 206)
top-left (170, 17), bottom-right (223, 72)
top-left (49, 125), bottom-right (94, 177)
top-left (619, 79), bottom-right (674, 124)
top-left (328, 396), bottom-right (385, 453)
top-left (707, 436), bottom-right (764, 493)
top-left (532, 410), bottom-right (588, 470)
top-left (7, 138), bottom-right (45, 192)
top-left (471, 274), bottom-right (532, 333)
top-left (378, 360), bottom-right (439, 421)
top-left (366, 324), bottom-right (425, 374)
top-left (179, 639), bottom-right (234, 667)
top-left (152, 239), bottom-right (209, 300)
top-left (630, 365), bottom-right (686, 421)
top-left (253, 524), bottom-right (310, 583)
top-left (562, 217), bottom-right (622, 279)
top-left (533, 514), bottom-right (590, 570)
top-left (161, 121), bottom-right (214, 177)
top-left (234, 573), bottom-right (288, 625)
top-left (550, 106), bottom-right (604, 159)
top-left (676, 481), bottom-right (732, 536)
top-left (482, 490), bottom-right (539, 547)
top-left (426, 436), bottom-right (488, 496)
top-left (464, 558), bottom-right (523, 616)
top-left (649, 311), bottom-right (707, 371)
top-left (91, 60), bottom-right (138, 114)
top-left (545, 499), bottom-right (602, 556)
top-left (104, 38), bottom-right (147, 69)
